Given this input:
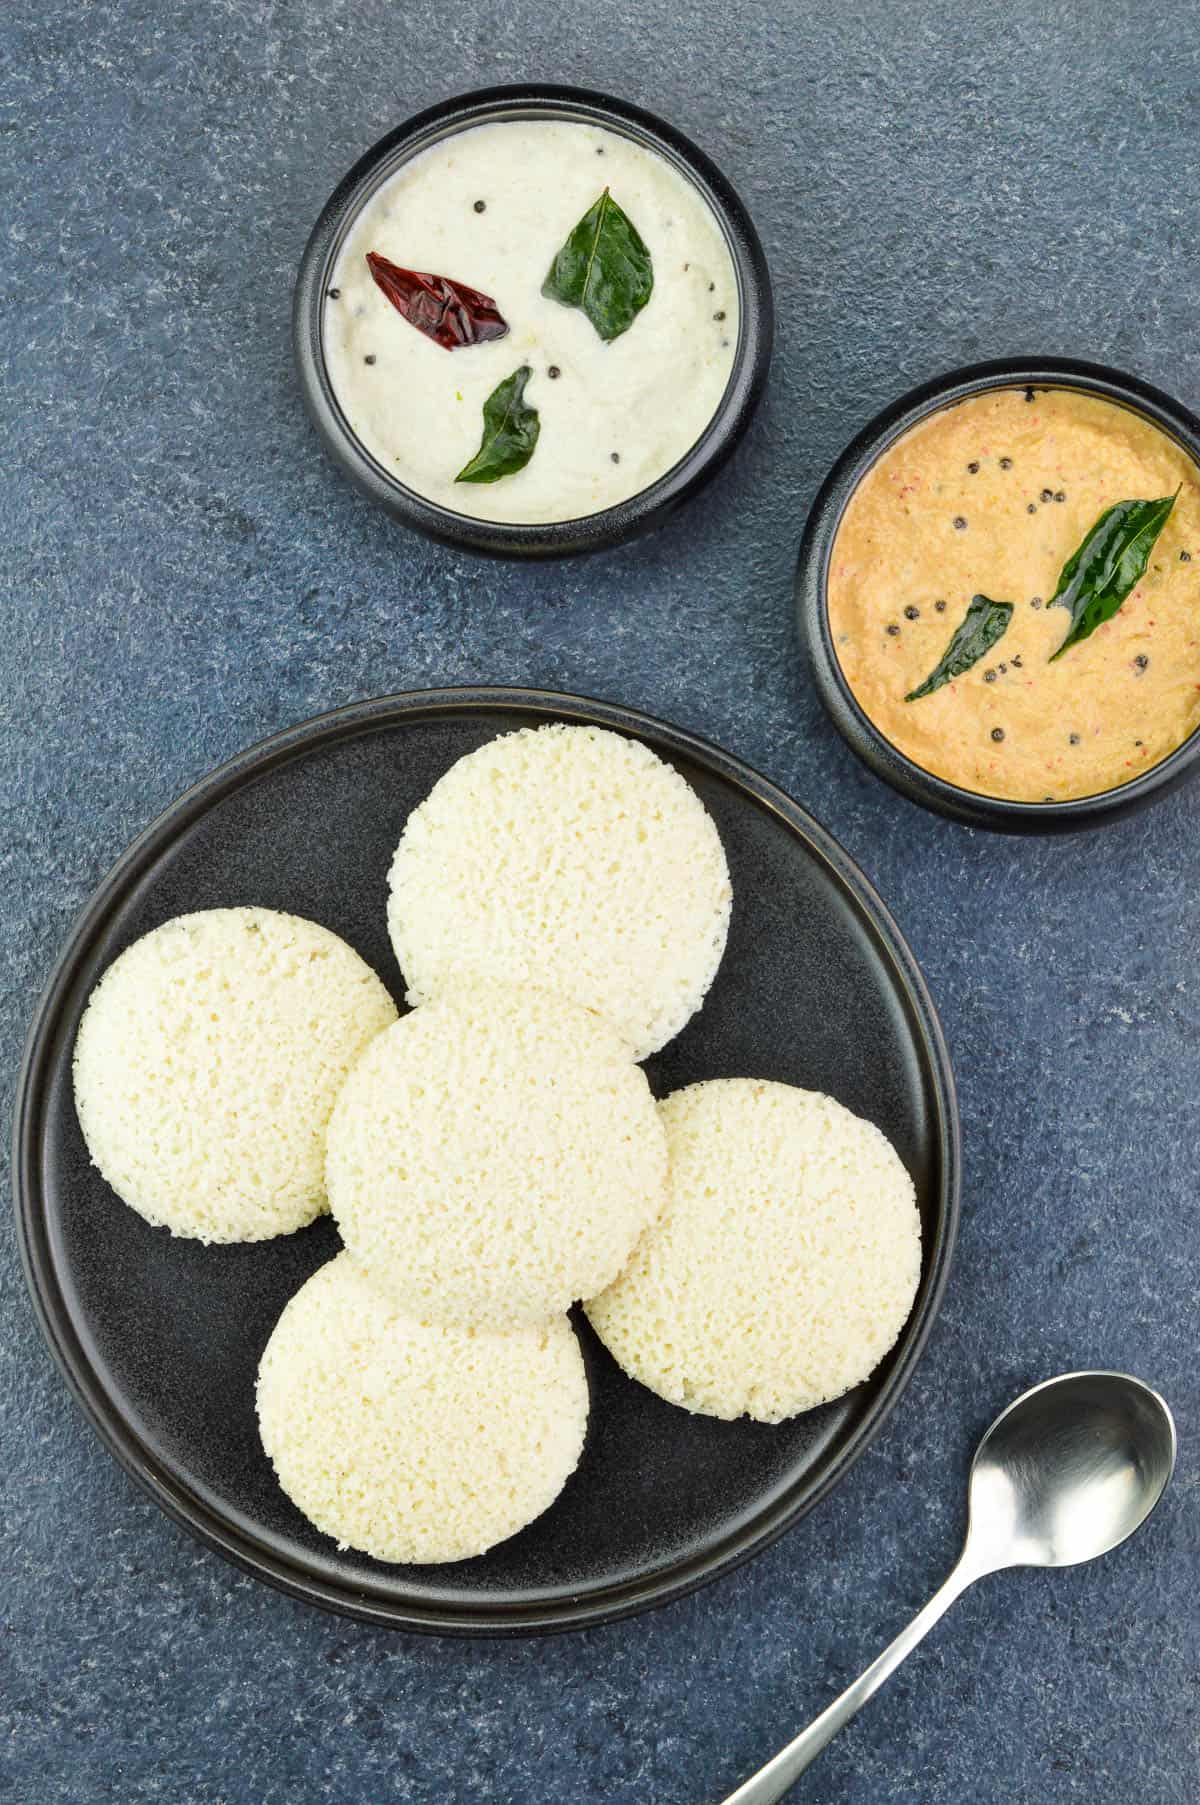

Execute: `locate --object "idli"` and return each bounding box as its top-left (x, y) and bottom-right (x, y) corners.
top-left (325, 979), bottom-right (668, 1328)
top-left (586, 1079), bottom-right (922, 1423)
top-left (73, 907), bottom-right (397, 1242)
top-left (256, 1255), bottom-right (588, 1564)
top-left (387, 723), bottom-right (732, 1060)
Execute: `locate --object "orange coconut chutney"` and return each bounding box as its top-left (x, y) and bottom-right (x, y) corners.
top-left (828, 387), bottom-right (1200, 801)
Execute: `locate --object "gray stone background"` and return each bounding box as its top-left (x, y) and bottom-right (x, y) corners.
top-left (3, 1), bottom-right (1197, 1799)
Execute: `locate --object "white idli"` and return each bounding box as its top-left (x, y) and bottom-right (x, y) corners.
top-left (72, 907), bottom-right (397, 1243)
top-left (387, 723), bottom-right (732, 1060)
top-left (325, 979), bottom-right (668, 1329)
top-left (256, 1255), bottom-right (588, 1564)
top-left (586, 1079), bottom-right (922, 1423)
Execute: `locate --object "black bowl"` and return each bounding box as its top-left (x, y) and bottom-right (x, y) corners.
top-left (796, 357), bottom-right (1200, 832)
top-left (293, 87), bottom-right (773, 558)
top-left (13, 688), bottom-right (957, 1634)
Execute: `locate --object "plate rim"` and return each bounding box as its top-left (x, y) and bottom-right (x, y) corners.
top-left (12, 685), bottom-right (961, 1636)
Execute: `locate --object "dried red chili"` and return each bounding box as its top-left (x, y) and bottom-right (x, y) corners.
top-left (365, 252), bottom-right (508, 350)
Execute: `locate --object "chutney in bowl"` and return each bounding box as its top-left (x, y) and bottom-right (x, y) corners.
top-left (798, 359), bottom-right (1200, 832)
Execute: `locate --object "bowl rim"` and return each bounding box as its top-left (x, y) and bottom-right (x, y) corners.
top-left (293, 85), bottom-right (774, 559)
top-left (795, 355), bottom-right (1200, 832)
top-left (12, 685), bottom-right (960, 1636)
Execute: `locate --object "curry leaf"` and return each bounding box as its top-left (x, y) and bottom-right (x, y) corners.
top-left (541, 189), bottom-right (653, 342)
top-left (904, 594), bottom-right (1014, 701)
top-left (1048, 491), bottom-right (1179, 660)
top-left (455, 365), bottom-right (540, 484)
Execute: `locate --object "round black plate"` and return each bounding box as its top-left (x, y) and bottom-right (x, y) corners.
top-left (14, 688), bottom-right (959, 1635)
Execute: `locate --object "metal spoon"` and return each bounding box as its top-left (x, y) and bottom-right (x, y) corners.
top-left (721, 1371), bottom-right (1176, 1804)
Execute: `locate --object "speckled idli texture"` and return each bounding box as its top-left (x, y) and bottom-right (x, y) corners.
top-left (387, 723), bottom-right (732, 1060)
top-left (256, 1255), bottom-right (589, 1564)
top-left (326, 978), bottom-right (668, 1328)
top-left (73, 908), bottom-right (397, 1242)
top-left (587, 1079), bottom-right (921, 1422)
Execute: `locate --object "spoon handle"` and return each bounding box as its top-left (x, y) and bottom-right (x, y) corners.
top-left (718, 1556), bottom-right (981, 1803)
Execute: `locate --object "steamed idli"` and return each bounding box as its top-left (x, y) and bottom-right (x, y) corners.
top-left (72, 907), bottom-right (397, 1242)
top-left (325, 979), bottom-right (668, 1328)
top-left (387, 723), bottom-right (731, 1060)
top-left (256, 1255), bottom-right (588, 1564)
top-left (586, 1079), bottom-right (921, 1423)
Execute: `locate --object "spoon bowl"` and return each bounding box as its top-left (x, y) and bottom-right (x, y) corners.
top-left (966, 1371), bottom-right (1177, 1574)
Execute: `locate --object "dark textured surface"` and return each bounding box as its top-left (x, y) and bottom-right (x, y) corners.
top-left (1, 1), bottom-right (1197, 1800)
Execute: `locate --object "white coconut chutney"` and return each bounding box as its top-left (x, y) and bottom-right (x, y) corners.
top-left (323, 120), bottom-right (739, 523)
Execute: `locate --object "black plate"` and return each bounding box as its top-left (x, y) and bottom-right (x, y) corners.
top-left (13, 688), bottom-right (959, 1635)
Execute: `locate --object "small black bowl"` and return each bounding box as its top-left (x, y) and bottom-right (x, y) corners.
top-left (294, 86), bottom-right (773, 559)
top-left (796, 357), bottom-right (1200, 832)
